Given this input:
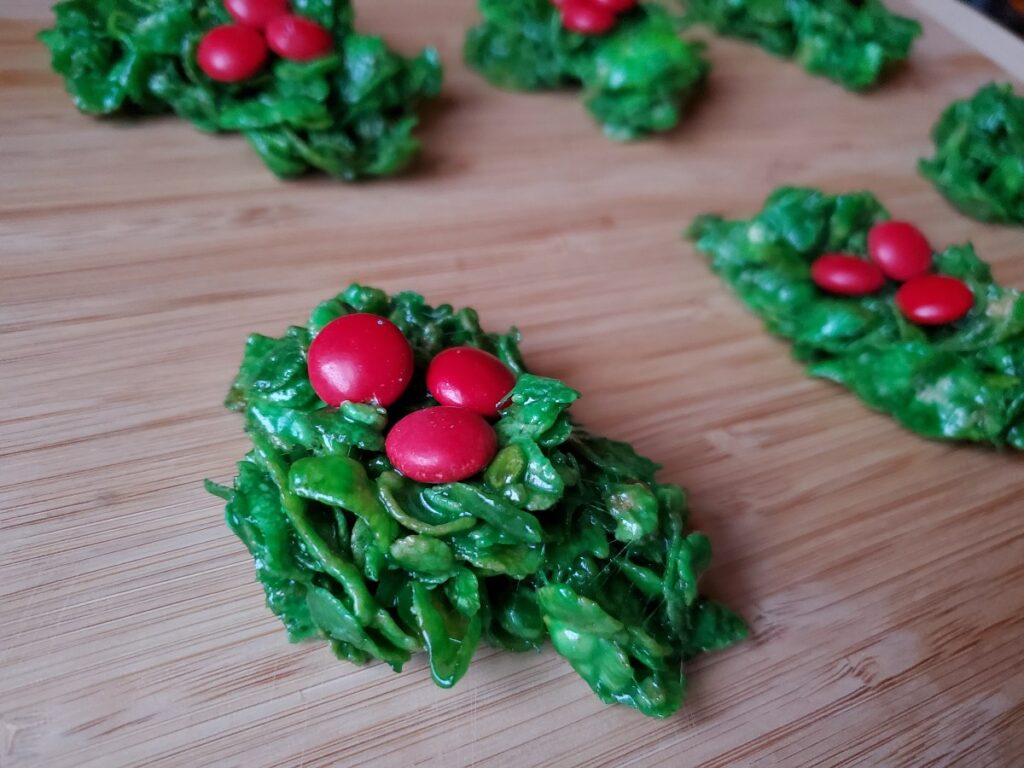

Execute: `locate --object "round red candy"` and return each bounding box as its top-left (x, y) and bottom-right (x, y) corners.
top-left (591, 0), bottom-right (637, 12)
top-left (426, 347), bottom-right (516, 419)
top-left (386, 407), bottom-right (498, 484)
top-left (224, 0), bottom-right (290, 29)
top-left (811, 254), bottom-right (886, 296)
top-left (307, 314), bottom-right (413, 407)
top-left (265, 14), bottom-right (333, 61)
top-left (868, 221), bottom-right (933, 282)
top-left (197, 25), bottom-right (268, 83)
top-left (561, 0), bottom-right (617, 34)
top-left (896, 275), bottom-right (974, 326)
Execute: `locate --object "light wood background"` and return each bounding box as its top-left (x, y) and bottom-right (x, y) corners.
top-left (3, 1), bottom-right (1023, 766)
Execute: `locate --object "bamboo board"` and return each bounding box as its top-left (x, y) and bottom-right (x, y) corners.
top-left (2, 1), bottom-right (1023, 766)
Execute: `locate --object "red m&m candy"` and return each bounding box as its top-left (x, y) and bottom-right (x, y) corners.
top-left (307, 314), bottom-right (413, 407)
top-left (266, 14), bottom-right (333, 61)
top-left (427, 347), bottom-right (516, 419)
top-left (561, 0), bottom-right (617, 34)
top-left (811, 254), bottom-right (886, 296)
top-left (224, 0), bottom-right (290, 29)
top-left (896, 275), bottom-right (974, 326)
top-left (386, 407), bottom-right (498, 484)
top-left (197, 25), bottom-right (268, 83)
top-left (868, 221), bottom-right (933, 282)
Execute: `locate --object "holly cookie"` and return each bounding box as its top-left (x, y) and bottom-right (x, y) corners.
top-left (689, 187), bottom-right (1024, 449)
top-left (208, 283), bottom-right (747, 717)
top-left (682, 0), bottom-right (921, 91)
top-left (39, 0), bottom-right (441, 180)
top-left (920, 83), bottom-right (1024, 225)
top-left (464, 0), bottom-right (710, 141)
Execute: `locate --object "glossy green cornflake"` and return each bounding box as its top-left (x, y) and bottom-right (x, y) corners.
top-left (689, 187), bottom-right (1024, 449)
top-left (209, 284), bottom-right (746, 717)
top-left (681, 0), bottom-right (920, 91)
top-left (920, 83), bottom-right (1024, 225)
top-left (38, 0), bottom-right (441, 180)
top-left (463, 0), bottom-right (709, 141)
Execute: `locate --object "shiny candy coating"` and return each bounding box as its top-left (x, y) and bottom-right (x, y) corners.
top-left (385, 407), bottom-right (498, 484)
top-left (896, 275), bottom-right (974, 325)
top-left (224, 0), bottom-right (290, 29)
top-left (196, 25), bottom-right (268, 82)
top-left (307, 314), bottom-right (413, 407)
top-left (427, 346), bottom-right (517, 419)
top-left (811, 253), bottom-right (886, 296)
top-left (266, 14), bottom-right (333, 61)
top-left (560, 0), bottom-right (617, 34)
top-left (869, 220), bottom-right (933, 281)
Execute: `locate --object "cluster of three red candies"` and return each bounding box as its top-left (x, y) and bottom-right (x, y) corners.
top-left (811, 221), bottom-right (976, 326)
top-left (308, 314), bottom-right (519, 485)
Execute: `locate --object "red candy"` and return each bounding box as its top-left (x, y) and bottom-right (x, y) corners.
top-left (811, 254), bottom-right (886, 296)
top-left (868, 221), bottom-right (933, 282)
top-left (896, 275), bottom-right (974, 326)
top-left (224, 0), bottom-right (290, 29)
top-left (561, 0), bottom-right (617, 34)
top-left (266, 14), bottom-right (333, 61)
top-left (426, 347), bottom-right (516, 419)
top-left (386, 407), bottom-right (498, 484)
top-left (197, 25), bottom-right (268, 82)
top-left (307, 314), bottom-right (413, 407)
top-left (591, 0), bottom-right (638, 12)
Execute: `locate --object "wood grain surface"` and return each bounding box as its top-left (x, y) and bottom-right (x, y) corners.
top-left (3, 2), bottom-right (1023, 766)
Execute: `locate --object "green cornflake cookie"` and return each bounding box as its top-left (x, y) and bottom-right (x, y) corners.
top-left (208, 284), bottom-right (746, 718)
top-left (689, 187), bottom-right (1024, 449)
top-left (681, 0), bottom-right (921, 91)
top-left (464, 0), bottom-right (709, 141)
top-left (920, 82), bottom-right (1024, 225)
top-left (39, 0), bottom-right (441, 180)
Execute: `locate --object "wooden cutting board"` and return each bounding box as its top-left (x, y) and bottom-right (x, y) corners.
top-left (3, 1), bottom-right (1023, 766)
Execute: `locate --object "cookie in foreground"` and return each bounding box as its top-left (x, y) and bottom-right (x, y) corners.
top-left (207, 284), bottom-right (747, 718)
